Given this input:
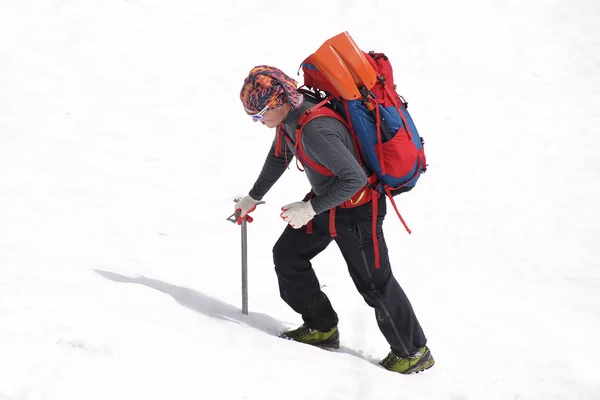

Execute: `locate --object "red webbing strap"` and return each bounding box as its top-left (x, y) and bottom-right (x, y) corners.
top-left (399, 111), bottom-right (413, 141)
top-left (329, 208), bottom-right (337, 238)
top-left (295, 155), bottom-right (305, 172)
top-left (306, 220), bottom-right (313, 234)
top-left (384, 86), bottom-right (413, 142)
top-left (385, 187), bottom-right (411, 234)
top-left (275, 124), bottom-right (283, 157)
top-left (374, 103), bottom-right (386, 176)
top-left (296, 109), bottom-right (340, 176)
top-left (372, 193), bottom-right (381, 269)
top-left (277, 124), bottom-right (293, 167)
top-left (306, 191), bottom-right (314, 234)
top-left (382, 84), bottom-right (401, 109)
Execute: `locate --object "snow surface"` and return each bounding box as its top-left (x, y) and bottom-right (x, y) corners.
top-left (1, 0), bottom-right (599, 399)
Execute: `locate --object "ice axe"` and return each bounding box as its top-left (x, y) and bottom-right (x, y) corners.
top-left (226, 199), bottom-right (265, 315)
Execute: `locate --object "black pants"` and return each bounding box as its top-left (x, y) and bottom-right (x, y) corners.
top-left (273, 195), bottom-right (427, 357)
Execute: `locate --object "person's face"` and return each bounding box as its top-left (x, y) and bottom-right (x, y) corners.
top-left (245, 99), bottom-right (288, 129)
top-left (253, 106), bottom-right (287, 128)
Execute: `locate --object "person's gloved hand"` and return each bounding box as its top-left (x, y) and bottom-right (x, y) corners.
top-left (280, 201), bottom-right (316, 229)
top-left (234, 195), bottom-right (260, 224)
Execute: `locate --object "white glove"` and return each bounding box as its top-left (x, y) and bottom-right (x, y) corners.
top-left (234, 195), bottom-right (260, 223)
top-left (280, 201), bottom-right (316, 229)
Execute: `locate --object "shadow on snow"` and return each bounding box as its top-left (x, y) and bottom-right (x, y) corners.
top-left (94, 269), bottom-right (379, 365)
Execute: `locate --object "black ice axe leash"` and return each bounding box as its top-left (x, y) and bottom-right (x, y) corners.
top-left (226, 199), bottom-right (266, 315)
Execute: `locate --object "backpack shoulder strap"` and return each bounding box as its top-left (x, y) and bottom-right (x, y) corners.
top-left (295, 100), bottom-right (348, 176)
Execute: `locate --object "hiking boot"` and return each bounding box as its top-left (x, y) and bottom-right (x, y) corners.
top-left (279, 324), bottom-right (340, 349)
top-left (380, 346), bottom-right (435, 374)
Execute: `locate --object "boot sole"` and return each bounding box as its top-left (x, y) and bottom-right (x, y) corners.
top-left (313, 340), bottom-right (340, 350)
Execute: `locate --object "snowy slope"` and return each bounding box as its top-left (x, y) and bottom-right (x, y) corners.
top-left (1, 0), bottom-right (599, 399)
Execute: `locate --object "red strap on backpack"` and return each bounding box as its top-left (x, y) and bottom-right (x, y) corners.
top-left (295, 103), bottom-right (348, 177)
top-left (275, 124), bottom-right (291, 167)
top-left (371, 193), bottom-right (380, 268)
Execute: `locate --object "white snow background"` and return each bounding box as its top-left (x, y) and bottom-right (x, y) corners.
top-left (1, 0), bottom-right (599, 399)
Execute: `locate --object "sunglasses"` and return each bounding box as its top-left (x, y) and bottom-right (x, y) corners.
top-left (249, 96), bottom-right (279, 121)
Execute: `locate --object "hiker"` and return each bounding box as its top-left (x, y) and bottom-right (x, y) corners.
top-left (236, 65), bottom-right (434, 374)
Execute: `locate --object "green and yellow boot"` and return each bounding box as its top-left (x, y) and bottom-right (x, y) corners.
top-left (380, 346), bottom-right (435, 374)
top-left (279, 324), bottom-right (340, 349)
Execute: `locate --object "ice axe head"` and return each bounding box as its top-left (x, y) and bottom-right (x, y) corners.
top-left (226, 198), bottom-right (265, 224)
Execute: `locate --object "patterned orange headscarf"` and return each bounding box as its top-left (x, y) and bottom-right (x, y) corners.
top-left (240, 66), bottom-right (304, 114)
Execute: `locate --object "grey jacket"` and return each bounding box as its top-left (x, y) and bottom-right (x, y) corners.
top-left (248, 99), bottom-right (368, 214)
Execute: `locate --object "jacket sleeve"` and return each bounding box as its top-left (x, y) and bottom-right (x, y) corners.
top-left (301, 119), bottom-right (367, 214)
top-left (248, 136), bottom-right (292, 201)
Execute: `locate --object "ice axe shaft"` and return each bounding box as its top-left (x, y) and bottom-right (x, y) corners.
top-left (240, 218), bottom-right (249, 315)
top-left (226, 200), bottom-right (265, 315)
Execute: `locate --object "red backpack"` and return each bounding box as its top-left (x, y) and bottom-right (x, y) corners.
top-left (277, 32), bottom-right (427, 267)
